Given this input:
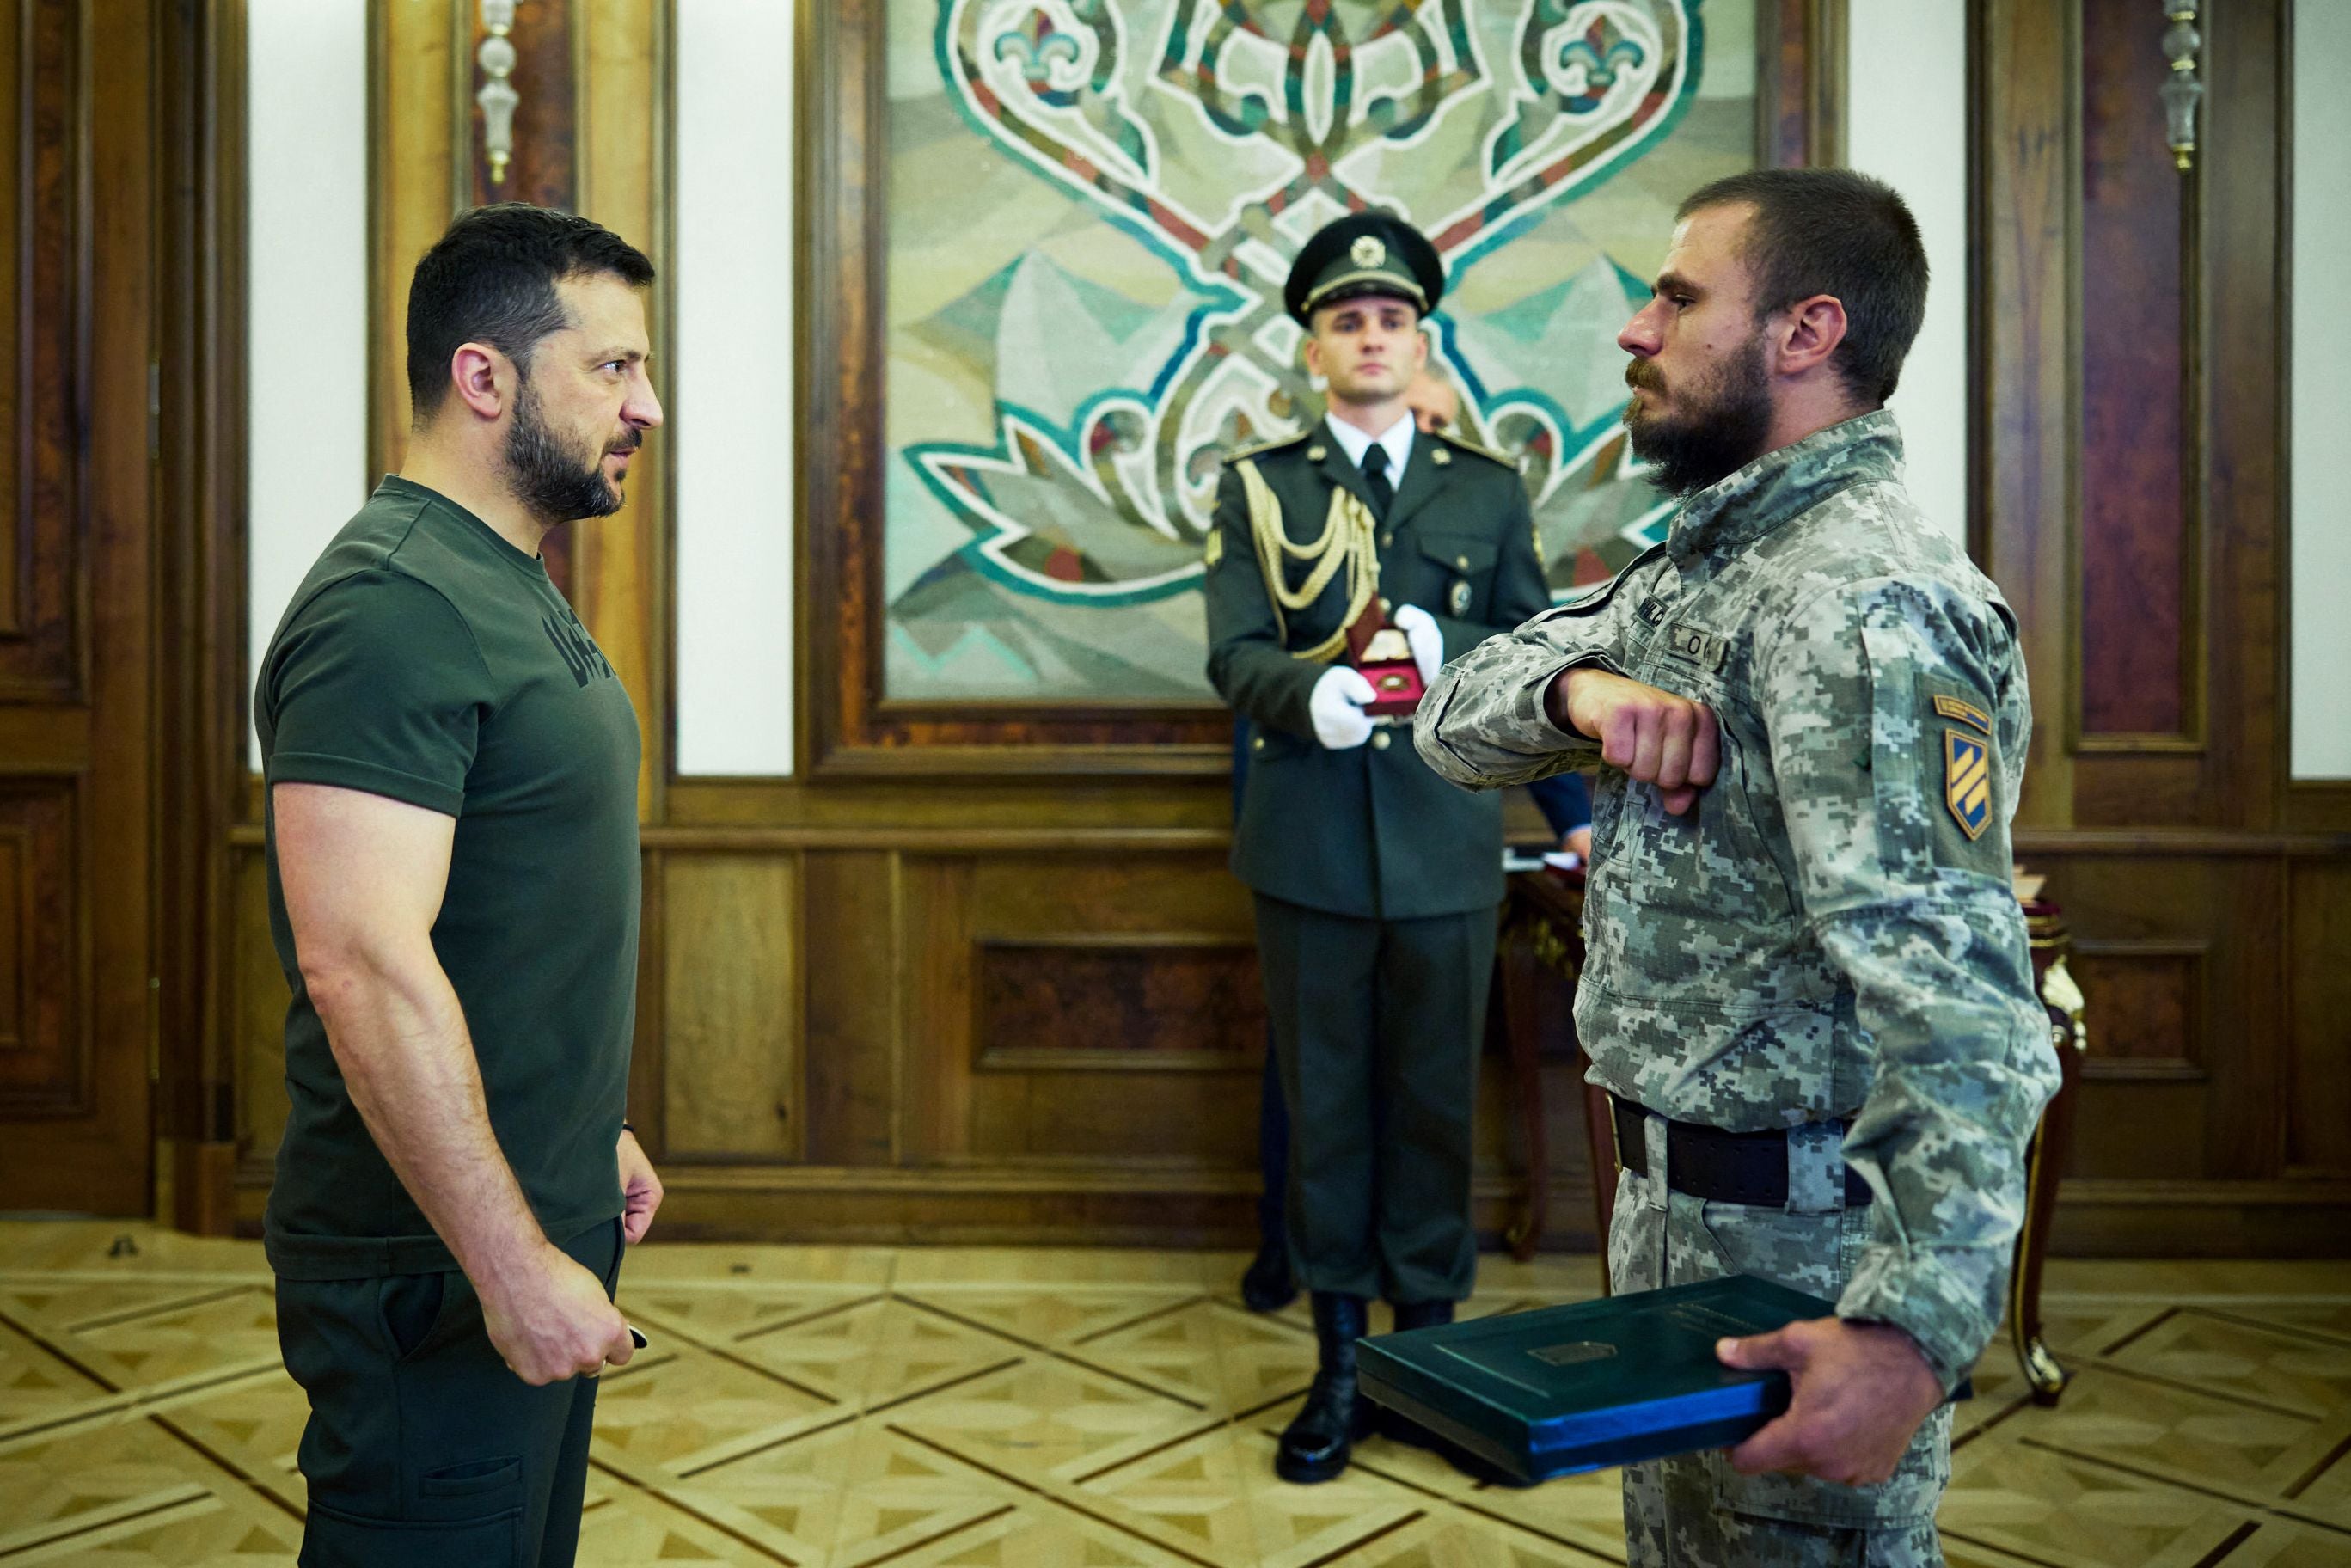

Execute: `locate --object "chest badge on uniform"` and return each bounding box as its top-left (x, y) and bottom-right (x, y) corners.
top-left (1431, 447), bottom-right (1451, 467)
top-left (1203, 530), bottom-right (1224, 569)
top-left (1944, 729), bottom-right (1993, 841)
top-left (1449, 579), bottom-right (1472, 615)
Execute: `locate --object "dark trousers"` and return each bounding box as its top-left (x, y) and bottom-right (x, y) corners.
top-left (1255, 1035), bottom-right (1289, 1244)
top-left (1252, 892), bottom-right (1494, 1303)
top-left (275, 1217), bottom-right (624, 1566)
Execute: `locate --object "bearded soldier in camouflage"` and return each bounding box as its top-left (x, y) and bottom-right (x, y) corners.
top-left (1416, 170), bottom-right (2059, 1565)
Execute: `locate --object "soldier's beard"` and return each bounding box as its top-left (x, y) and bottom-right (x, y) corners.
top-left (504, 376), bottom-right (637, 526)
top-left (1623, 334), bottom-right (1774, 497)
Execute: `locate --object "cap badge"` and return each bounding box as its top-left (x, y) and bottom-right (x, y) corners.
top-left (1351, 235), bottom-right (1386, 269)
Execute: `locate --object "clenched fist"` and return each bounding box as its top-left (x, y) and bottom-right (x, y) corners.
top-left (1547, 667), bottom-right (1719, 815)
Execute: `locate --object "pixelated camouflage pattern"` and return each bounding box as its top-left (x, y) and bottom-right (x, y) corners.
top-left (1416, 412), bottom-right (2059, 1401)
top-left (1611, 1161), bottom-right (1950, 1550)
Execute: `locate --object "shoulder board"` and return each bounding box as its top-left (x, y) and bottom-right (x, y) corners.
top-left (1435, 429), bottom-right (1522, 469)
top-left (1225, 431), bottom-right (1312, 463)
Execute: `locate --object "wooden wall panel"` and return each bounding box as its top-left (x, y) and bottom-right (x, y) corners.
top-left (1974, 0), bottom-right (2076, 826)
top-left (661, 854), bottom-right (801, 1159)
top-left (0, 0), bottom-right (152, 1214)
top-left (2288, 861), bottom-right (2351, 1177)
top-left (2075, 0), bottom-right (2192, 741)
top-left (802, 850), bottom-right (899, 1167)
top-left (1758, 0), bottom-right (1844, 166)
top-left (0, 3), bottom-right (18, 632)
top-left (0, 0), bottom-right (83, 700)
top-left (975, 940), bottom-right (1263, 1073)
top-left (1975, 0), bottom-right (2346, 1254)
top-left (572, 837), bottom-right (1601, 1248)
top-left (460, 0), bottom-right (573, 211)
top-left (233, 848), bottom-right (292, 1173)
top-left (0, 781), bottom-right (77, 1109)
top-left (2032, 854), bottom-right (2285, 1187)
top-left (901, 854), bottom-right (1262, 1167)
top-left (2070, 945), bottom-right (2204, 1081)
top-left (572, 0), bottom-right (670, 820)
top-left (368, 0), bottom-right (455, 482)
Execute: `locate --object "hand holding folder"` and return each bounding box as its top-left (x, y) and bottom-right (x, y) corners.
top-left (1356, 1276), bottom-right (1968, 1486)
top-left (1714, 1314), bottom-right (1948, 1486)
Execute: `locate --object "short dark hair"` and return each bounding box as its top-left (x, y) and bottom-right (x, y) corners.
top-left (1676, 168), bottom-right (1926, 404)
top-left (406, 203), bottom-right (654, 424)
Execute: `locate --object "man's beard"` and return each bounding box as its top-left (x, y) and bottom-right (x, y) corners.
top-left (1622, 334), bottom-right (1773, 497)
top-left (504, 378), bottom-right (636, 526)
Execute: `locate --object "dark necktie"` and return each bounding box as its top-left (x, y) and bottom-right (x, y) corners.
top-left (1361, 443), bottom-right (1394, 521)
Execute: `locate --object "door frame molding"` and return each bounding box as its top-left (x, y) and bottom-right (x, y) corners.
top-left (153, 0), bottom-right (252, 1233)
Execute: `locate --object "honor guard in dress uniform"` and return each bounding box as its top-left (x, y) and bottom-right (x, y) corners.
top-left (1203, 212), bottom-right (1551, 1484)
top-left (1419, 170), bottom-right (2057, 1565)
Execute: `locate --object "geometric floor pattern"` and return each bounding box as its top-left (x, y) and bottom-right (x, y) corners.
top-left (2, 1222), bottom-right (2347, 1565)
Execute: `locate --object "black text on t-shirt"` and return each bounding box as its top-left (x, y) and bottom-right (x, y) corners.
top-left (542, 609), bottom-right (616, 689)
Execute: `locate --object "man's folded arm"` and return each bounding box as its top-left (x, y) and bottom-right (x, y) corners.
top-left (1413, 578), bottom-right (1636, 790)
top-left (1761, 579), bottom-right (2061, 1388)
top-left (1815, 897), bottom-right (2058, 1387)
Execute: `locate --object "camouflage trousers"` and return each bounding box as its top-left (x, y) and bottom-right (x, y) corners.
top-left (1607, 1118), bottom-right (1951, 1567)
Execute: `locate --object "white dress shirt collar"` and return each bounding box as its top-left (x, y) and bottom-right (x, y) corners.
top-left (1324, 411), bottom-right (1415, 481)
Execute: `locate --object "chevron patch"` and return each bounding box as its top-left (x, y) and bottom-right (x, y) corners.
top-left (1932, 693), bottom-right (1993, 734)
top-left (1944, 728), bottom-right (1993, 841)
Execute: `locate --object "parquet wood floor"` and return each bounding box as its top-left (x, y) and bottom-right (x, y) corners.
top-left (1, 1223), bottom-right (2344, 1565)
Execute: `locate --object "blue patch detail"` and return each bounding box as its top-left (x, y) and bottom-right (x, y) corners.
top-left (1944, 729), bottom-right (1993, 842)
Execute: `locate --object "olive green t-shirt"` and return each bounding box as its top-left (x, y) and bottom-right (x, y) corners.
top-left (256, 477), bottom-right (641, 1279)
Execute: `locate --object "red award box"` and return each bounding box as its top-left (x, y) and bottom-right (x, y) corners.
top-left (1347, 605), bottom-right (1425, 719)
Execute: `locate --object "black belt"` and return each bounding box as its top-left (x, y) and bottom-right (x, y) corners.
top-left (1612, 1094), bottom-right (1873, 1209)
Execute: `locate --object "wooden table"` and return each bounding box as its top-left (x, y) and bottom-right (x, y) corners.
top-left (1497, 867), bottom-right (2088, 1405)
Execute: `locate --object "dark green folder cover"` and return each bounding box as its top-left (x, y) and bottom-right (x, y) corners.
top-left (1356, 1276), bottom-right (1834, 1484)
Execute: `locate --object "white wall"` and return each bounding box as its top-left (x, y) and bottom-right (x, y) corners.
top-left (1845, 0), bottom-right (1969, 547)
top-left (672, 1), bottom-right (798, 776)
top-left (2293, 3), bottom-right (2351, 779)
top-left (246, 0), bottom-right (370, 768)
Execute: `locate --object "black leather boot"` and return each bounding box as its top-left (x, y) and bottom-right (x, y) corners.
top-left (1276, 1293), bottom-right (1373, 1483)
top-left (1391, 1300), bottom-right (1455, 1332)
top-left (1378, 1301), bottom-right (1455, 1449)
top-left (1240, 1239), bottom-right (1297, 1314)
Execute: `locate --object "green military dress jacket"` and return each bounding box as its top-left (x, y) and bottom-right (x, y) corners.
top-left (1414, 412), bottom-right (2061, 1387)
top-left (1204, 420), bottom-right (1550, 921)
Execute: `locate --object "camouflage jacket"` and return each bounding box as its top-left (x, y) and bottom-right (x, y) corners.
top-left (1414, 412), bottom-right (2060, 1383)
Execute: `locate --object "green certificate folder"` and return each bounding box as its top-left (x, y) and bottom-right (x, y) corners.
top-left (1356, 1276), bottom-right (1840, 1484)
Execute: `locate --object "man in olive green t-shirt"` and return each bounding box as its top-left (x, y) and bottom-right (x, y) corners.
top-left (257, 203), bottom-right (663, 1567)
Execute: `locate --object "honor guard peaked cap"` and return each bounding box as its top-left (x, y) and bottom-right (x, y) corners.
top-left (1285, 212), bottom-right (1445, 326)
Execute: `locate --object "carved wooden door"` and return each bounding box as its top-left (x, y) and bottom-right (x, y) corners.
top-left (0, 2), bottom-right (156, 1213)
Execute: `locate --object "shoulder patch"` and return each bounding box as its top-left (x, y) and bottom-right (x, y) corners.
top-left (1434, 429), bottom-right (1522, 471)
top-left (1932, 693), bottom-right (1993, 734)
top-left (1943, 728), bottom-right (1993, 841)
top-left (1226, 430), bottom-right (1311, 463)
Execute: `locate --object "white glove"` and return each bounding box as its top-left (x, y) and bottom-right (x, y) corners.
top-left (1391, 603), bottom-right (1444, 685)
top-left (1308, 665), bottom-right (1379, 750)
